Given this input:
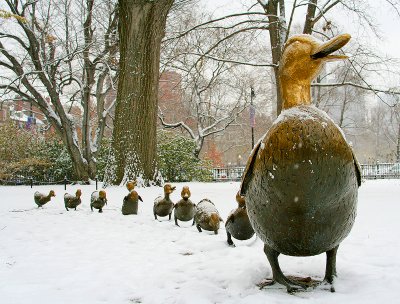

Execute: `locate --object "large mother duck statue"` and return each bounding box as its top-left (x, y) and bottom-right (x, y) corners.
top-left (240, 33), bottom-right (361, 293)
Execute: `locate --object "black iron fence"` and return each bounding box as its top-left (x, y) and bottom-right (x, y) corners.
top-left (1, 163), bottom-right (399, 185)
top-left (0, 175), bottom-right (98, 190)
top-left (211, 163), bottom-right (400, 181)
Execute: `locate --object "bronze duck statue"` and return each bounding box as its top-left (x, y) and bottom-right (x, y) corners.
top-left (64, 189), bottom-right (82, 211)
top-left (194, 199), bottom-right (223, 234)
top-left (240, 34), bottom-right (361, 293)
top-left (122, 180), bottom-right (143, 215)
top-left (225, 191), bottom-right (255, 247)
top-left (173, 186), bottom-right (196, 226)
top-left (153, 184), bottom-right (175, 220)
top-left (34, 190), bottom-right (56, 208)
top-left (90, 190), bottom-right (107, 213)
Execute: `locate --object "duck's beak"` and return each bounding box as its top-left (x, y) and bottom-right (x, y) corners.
top-left (311, 33), bottom-right (351, 61)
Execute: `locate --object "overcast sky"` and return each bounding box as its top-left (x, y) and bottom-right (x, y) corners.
top-left (200, 0), bottom-right (400, 89)
top-left (201, 0), bottom-right (400, 58)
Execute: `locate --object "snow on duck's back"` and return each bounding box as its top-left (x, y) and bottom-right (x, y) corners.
top-left (90, 190), bottom-right (107, 213)
top-left (34, 190), bottom-right (55, 207)
top-left (194, 199), bottom-right (223, 234)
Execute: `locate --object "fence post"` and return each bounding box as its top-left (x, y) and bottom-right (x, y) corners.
top-left (64, 176), bottom-right (67, 191)
top-left (95, 176), bottom-right (98, 190)
top-left (30, 177), bottom-right (33, 189)
top-left (376, 160), bottom-right (380, 179)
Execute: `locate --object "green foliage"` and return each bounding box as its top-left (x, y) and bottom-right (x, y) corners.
top-left (0, 123), bottom-right (73, 182)
top-left (96, 138), bottom-right (112, 181)
top-left (0, 123), bottom-right (50, 181)
top-left (37, 138), bottom-right (73, 181)
top-left (0, 123), bottom-right (212, 183)
top-left (157, 130), bottom-right (212, 182)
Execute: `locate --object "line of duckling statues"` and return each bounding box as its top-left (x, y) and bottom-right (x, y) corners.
top-left (33, 181), bottom-right (255, 247)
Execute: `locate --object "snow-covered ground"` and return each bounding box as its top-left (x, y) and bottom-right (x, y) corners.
top-left (1, 180), bottom-right (399, 304)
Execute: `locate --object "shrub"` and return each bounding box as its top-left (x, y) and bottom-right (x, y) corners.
top-left (38, 138), bottom-right (73, 181)
top-left (0, 123), bottom-right (50, 181)
top-left (96, 138), bottom-right (112, 181)
top-left (157, 130), bottom-right (212, 182)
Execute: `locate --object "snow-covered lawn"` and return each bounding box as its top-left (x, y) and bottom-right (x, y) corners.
top-left (1, 180), bottom-right (399, 304)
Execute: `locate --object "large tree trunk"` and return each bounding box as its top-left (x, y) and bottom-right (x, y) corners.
top-left (107, 0), bottom-right (173, 186)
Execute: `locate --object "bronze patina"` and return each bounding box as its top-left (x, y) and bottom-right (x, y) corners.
top-left (240, 34), bottom-right (361, 293)
top-left (153, 184), bottom-right (176, 220)
top-left (174, 186), bottom-right (196, 226)
top-left (225, 192), bottom-right (255, 246)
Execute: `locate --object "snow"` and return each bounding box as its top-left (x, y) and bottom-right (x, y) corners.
top-left (1, 180), bottom-right (400, 303)
top-left (274, 105), bottom-right (348, 141)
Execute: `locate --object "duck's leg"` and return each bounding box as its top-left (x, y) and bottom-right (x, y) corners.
top-left (196, 224), bottom-right (202, 233)
top-left (192, 218), bottom-right (195, 226)
top-left (90, 205), bottom-right (93, 212)
top-left (174, 215), bottom-right (179, 227)
top-left (168, 212), bottom-right (172, 220)
top-left (263, 244), bottom-right (307, 293)
top-left (322, 245), bottom-right (339, 292)
top-left (99, 208), bottom-right (103, 213)
top-left (227, 232), bottom-right (235, 247)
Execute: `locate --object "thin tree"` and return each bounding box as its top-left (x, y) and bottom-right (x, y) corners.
top-left (0, 0), bottom-right (118, 181)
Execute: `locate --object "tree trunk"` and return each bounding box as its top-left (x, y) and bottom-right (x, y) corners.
top-left (266, 0), bottom-right (284, 115)
top-left (303, 0), bottom-right (318, 35)
top-left (107, 0), bottom-right (173, 186)
top-left (397, 121), bottom-right (400, 163)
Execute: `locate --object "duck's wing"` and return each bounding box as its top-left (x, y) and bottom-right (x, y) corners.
top-left (34, 191), bottom-right (43, 199)
top-left (225, 213), bottom-right (234, 226)
top-left (351, 149), bottom-right (362, 187)
top-left (240, 140), bottom-right (262, 196)
top-left (64, 193), bottom-right (73, 201)
top-left (138, 195), bottom-right (143, 202)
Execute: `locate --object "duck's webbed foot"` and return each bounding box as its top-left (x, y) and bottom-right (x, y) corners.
top-left (263, 244), bottom-right (308, 293)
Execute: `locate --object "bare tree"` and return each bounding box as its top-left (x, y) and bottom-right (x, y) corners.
top-left (0, 0), bottom-right (118, 181)
top-left (169, 1), bottom-right (400, 117)
top-left (158, 9), bottom-right (269, 158)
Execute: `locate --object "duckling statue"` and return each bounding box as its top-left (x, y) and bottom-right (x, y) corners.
top-left (173, 186), bottom-right (196, 226)
top-left (194, 199), bottom-right (223, 234)
top-left (90, 190), bottom-right (107, 213)
top-left (34, 190), bottom-right (55, 208)
top-left (126, 180), bottom-right (137, 192)
top-left (225, 192), bottom-right (255, 247)
top-left (64, 189), bottom-right (82, 211)
top-left (153, 184), bottom-right (175, 220)
top-left (122, 180), bottom-right (143, 215)
top-left (240, 34), bottom-right (361, 293)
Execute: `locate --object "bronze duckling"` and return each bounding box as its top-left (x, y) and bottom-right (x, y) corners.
top-left (194, 199), bottom-right (223, 234)
top-left (173, 186), bottom-right (196, 226)
top-left (64, 189), bottom-right (82, 211)
top-left (153, 184), bottom-right (175, 220)
top-left (240, 34), bottom-right (361, 293)
top-left (90, 190), bottom-right (107, 213)
top-left (225, 192), bottom-right (255, 247)
top-left (122, 180), bottom-right (143, 215)
top-left (34, 190), bottom-right (55, 208)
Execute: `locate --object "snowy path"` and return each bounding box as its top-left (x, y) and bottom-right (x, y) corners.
top-left (0, 180), bottom-right (399, 303)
